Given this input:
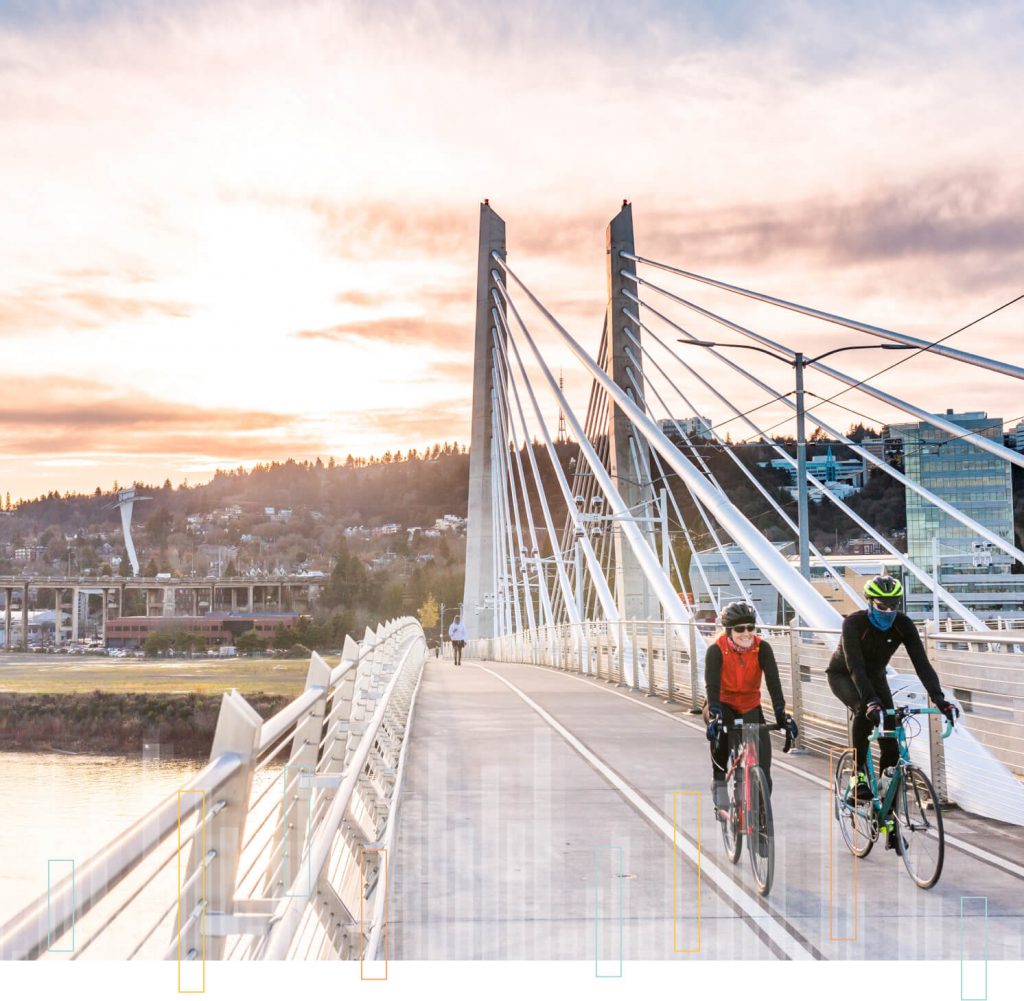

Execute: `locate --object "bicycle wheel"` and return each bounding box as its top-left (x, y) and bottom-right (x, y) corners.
top-left (720, 777), bottom-right (743, 864)
top-left (746, 765), bottom-right (774, 896)
top-left (833, 750), bottom-right (875, 858)
top-left (894, 765), bottom-right (944, 889)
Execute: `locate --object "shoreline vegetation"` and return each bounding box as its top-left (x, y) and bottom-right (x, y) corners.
top-left (0, 691), bottom-right (292, 756)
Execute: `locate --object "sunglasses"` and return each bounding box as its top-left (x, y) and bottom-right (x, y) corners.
top-left (730, 624), bottom-right (757, 633)
top-left (872, 600), bottom-right (900, 611)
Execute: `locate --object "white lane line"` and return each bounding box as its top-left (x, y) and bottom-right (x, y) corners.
top-left (474, 663), bottom-right (819, 962)
top-left (501, 661), bottom-right (1024, 882)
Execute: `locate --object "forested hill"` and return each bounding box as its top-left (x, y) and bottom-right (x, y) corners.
top-left (3, 436), bottom-right (915, 557)
top-left (8, 445), bottom-right (476, 533)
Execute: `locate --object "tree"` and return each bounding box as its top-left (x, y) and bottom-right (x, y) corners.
top-left (418, 593), bottom-right (439, 630)
top-left (144, 558), bottom-right (159, 578)
top-left (236, 629), bottom-right (269, 654)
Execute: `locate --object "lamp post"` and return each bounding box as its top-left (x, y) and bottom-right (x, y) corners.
top-left (676, 340), bottom-right (914, 580)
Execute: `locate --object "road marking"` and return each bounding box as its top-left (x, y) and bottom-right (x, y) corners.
top-left (505, 661), bottom-right (1024, 882)
top-left (475, 663), bottom-right (820, 962)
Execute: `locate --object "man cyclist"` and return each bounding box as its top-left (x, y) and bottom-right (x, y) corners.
top-left (827, 575), bottom-right (959, 842)
top-left (705, 601), bottom-right (797, 809)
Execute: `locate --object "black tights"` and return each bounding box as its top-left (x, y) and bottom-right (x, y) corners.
top-left (827, 670), bottom-right (899, 775)
top-left (710, 704), bottom-right (773, 793)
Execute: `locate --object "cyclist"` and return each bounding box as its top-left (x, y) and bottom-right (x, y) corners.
top-left (827, 575), bottom-right (959, 833)
top-left (705, 601), bottom-right (797, 808)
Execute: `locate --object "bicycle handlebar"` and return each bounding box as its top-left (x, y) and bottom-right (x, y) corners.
top-left (718, 719), bottom-right (794, 753)
top-left (872, 706), bottom-right (954, 741)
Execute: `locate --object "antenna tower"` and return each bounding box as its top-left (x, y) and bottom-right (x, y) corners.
top-left (557, 371), bottom-right (568, 443)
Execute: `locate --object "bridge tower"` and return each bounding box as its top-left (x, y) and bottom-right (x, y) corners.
top-left (605, 202), bottom-right (659, 621)
top-left (463, 201), bottom-right (507, 640)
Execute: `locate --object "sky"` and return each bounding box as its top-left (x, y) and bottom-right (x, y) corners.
top-left (1, 0), bottom-right (1023, 501)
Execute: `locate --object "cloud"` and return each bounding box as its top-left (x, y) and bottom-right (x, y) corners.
top-left (0, 378), bottom-right (305, 462)
top-left (0, 284), bottom-right (191, 337)
top-left (348, 401), bottom-right (471, 441)
top-left (294, 317), bottom-right (469, 350)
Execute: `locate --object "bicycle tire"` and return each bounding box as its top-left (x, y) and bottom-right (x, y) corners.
top-left (720, 777), bottom-right (742, 864)
top-left (895, 765), bottom-right (944, 889)
top-left (833, 750), bottom-right (875, 859)
top-left (746, 765), bottom-right (774, 896)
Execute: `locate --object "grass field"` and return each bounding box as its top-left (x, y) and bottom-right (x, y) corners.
top-left (0, 653), bottom-right (316, 696)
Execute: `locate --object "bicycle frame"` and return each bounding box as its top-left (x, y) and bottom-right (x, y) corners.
top-left (719, 719), bottom-right (786, 833)
top-left (855, 707), bottom-right (952, 827)
top-left (722, 727), bottom-right (759, 834)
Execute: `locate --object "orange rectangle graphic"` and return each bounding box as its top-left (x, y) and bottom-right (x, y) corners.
top-left (360, 847), bottom-right (388, 980)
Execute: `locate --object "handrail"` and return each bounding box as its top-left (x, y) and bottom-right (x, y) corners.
top-left (261, 634), bottom-right (421, 959)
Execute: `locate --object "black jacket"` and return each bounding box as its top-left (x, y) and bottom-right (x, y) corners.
top-left (828, 610), bottom-right (944, 705)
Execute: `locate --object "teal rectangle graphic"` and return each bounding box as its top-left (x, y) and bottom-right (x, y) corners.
top-left (960, 896), bottom-right (988, 1001)
top-left (594, 845), bottom-right (622, 977)
top-left (282, 765), bottom-right (313, 897)
top-left (47, 858), bottom-right (75, 952)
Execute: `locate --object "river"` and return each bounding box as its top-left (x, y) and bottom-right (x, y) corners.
top-left (0, 751), bottom-right (204, 925)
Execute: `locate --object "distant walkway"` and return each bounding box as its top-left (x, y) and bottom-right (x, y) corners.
top-left (391, 658), bottom-right (1024, 961)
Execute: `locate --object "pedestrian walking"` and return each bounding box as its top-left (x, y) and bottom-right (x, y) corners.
top-left (448, 615), bottom-right (467, 666)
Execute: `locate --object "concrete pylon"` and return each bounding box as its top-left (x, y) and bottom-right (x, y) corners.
top-left (463, 201), bottom-right (507, 640)
top-left (605, 202), bottom-right (658, 621)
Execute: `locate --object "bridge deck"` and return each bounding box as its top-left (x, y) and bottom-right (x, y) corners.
top-left (392, 656), bottom-right (1024, 961)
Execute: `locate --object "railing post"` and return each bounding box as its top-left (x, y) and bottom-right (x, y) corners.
top-left (183, 690), bottom-right (262, 961)
top-left (788, 625), bottom-right (806, 751)
top-left (269, 652), bottom-right (332, 897)
top-left (617, 618), bottom-right (625, 684)
top-left (626, 618), bottom-right (634, 687)
top-left (688, 620), bottom-right (701, 713)
top-left (925, 632), bottom-right (950, 805)
top-left (665, 622), bottom-right (674, 703)
top-left (646, 621), bottom-right (654, 698)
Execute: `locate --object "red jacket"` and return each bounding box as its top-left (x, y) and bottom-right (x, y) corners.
top-left (714, 633), bottom-right (764, 713)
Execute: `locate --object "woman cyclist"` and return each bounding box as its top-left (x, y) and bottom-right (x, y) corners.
top-left (827, 575), bottom-right (958, 823)
top-left (705, 601), bottom-right (797, 808)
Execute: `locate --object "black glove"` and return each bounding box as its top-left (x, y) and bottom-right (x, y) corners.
top-left (706, 707), bottom-right (724, 742)
top-left (937, 700), bottom-right (960, 726)
top-left (775, 706), bottom-right (798, 742)
top-left (865, 701), bottom-right (883, 728)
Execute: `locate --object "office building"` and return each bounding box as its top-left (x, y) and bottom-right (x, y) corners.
top-left (889, 410), bottom-right (1021, 619)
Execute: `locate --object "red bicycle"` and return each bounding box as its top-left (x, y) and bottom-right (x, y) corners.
top-left (714, 718), bottom-right (793, 896)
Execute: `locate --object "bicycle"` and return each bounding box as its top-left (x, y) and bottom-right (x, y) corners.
top-left (713, 717), bottom-right (793, 896)
top-left (832, 706), bottom-right (953, 889)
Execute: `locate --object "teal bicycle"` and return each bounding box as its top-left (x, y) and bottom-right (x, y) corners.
top-left (832, 706), bottom-right (953, 889)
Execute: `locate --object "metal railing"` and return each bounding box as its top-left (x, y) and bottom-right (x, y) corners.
top-left (473, 619), bottom-right (1024, 819)
top-left (0, 617), bottom-right (427, 961)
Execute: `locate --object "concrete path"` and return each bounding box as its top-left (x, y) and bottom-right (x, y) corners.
top-left (391, 657), bottom-right (1024, 961)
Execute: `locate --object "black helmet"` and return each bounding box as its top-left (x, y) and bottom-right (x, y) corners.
top-left (720, 601), bottom-right (756, 629)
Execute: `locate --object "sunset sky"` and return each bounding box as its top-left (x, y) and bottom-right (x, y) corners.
top-left (2, 0), bottom-right (1022, 500)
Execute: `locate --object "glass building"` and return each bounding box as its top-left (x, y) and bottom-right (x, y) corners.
top-left (889, 410), bottom-right (1021, 619)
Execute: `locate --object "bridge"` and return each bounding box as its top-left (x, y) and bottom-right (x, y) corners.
top-left (0, 573), bottom-right (324, 649)
top-left (2, 202), bottom-right (1022, 968)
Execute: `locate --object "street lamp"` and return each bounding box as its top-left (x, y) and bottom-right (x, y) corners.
top-left (676, 339), bottom-right (914, 580)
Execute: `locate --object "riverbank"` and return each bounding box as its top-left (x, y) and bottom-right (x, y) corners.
top-left (0, 691), bottom-right (292, 756)
top-left (0, 652), bottom-right (309, 695)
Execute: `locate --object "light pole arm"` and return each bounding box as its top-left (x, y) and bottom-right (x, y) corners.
top-left (805, 344), bottom-right (915, 366)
